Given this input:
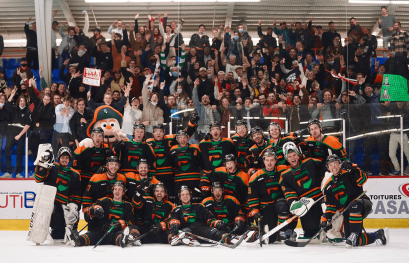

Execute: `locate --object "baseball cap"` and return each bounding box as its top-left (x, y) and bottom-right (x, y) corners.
top-left (199, 67), bottom-right (207, 71)
top-left (52, 21), bottom-right (59, 25)
top-left (92, 28), bottom-right (101, 33)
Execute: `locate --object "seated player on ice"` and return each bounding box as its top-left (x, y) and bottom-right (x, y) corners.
top-left (321, 154), bottom-right (389, 248)
top-left (67, 181), bottom-right (138, 248)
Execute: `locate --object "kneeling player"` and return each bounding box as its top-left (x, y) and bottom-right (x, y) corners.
top-left (67, 181), bottom-right (136, 248)
top-left (321, 155), bottom-right (389, 248)
top-left (167, 186), bottom-right (233, 246)
top-left (132, 182), bottom-right (175, 244)
top-left (247, 148), bottom-right (295, 243)
top-left (202, 182), bottom-right (246, 235)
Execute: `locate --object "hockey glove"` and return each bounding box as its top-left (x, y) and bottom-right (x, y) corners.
top-left (96, 166), bottom-right (107, 174)
top-left (135, 179), bottom-right (153, 197)
top-left (302, 151), bottom-right (311, 159)
top-left (320, 216), bottom-right (333, 232)
top-left (190, 111), bottom-right (200, 125)
top-left (215, 220), bottom-right (227, 230)
top-left (152, 222), bottom-right (166, 235)
top-left (204, 133), bottom-right (211, 141)
top-left (168, 223), bottom-right (180, 235)
top-left (340, 160), bottom-right (353, 172)
top-left (62, 203), bottom-right (79, 225)
top-left (90, 205), bottom-right (104, 219)
top-left (102, 220), bottom-right (126, 232)
top-left (234, 218), bottom-right (245, 230)
top-left (253, 212), bottom-right (263, 224)
top-left (289, 197), bottom-right (313, 217)
top-left (34, 150), bottom-right (53, 168)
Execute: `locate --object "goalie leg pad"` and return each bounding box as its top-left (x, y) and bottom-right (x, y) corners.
top-left (27, 184), bottom-right (57, 244)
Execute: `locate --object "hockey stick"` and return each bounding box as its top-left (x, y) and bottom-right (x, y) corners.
top-left (258, 217), bottom-right (262, 247)
top-left (248, 195), bottom-right (324, 247)
top-left (215, 225), bottom-right (239, 246)
top-left (186, 231), bottom-right (249, 249)
top-left (92, 225), bottom-right (115, 250)
top-left (284, 180), bottom-right (378, 247)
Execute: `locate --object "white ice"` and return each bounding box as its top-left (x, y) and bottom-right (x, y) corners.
top-left (0, 229), bottom-right (408, 263)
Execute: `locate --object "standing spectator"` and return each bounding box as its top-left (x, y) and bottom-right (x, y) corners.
top-left (361, 83), bottom-right (389, 175)
top-left (112, 34), bottom-right (131, 71)
top-left (237, 24), bottom-right (253, 54)
top-left (69, 44), bottom-right (91, 73)
top-left (224, 31), bottom-right (244, 66)
top-left (58, 60), bottom-right (84, 99)
top-left (0, 34), bottom-right (4, 69)
top-left (11, 58), bottom-right (29, 89)
top-left (218, 97), bottom-right (232, 138)
top-left (273, 21), bottom-right (293, 48)
top-left (0, 70), bottom-right (6, 95)
top-left (263, 92), bottom-right (286, 130)
top-left (189, 24), bottom-right (210, 57)
top-left (387, 101), bottom-right (409, 175)
top-left (122, 97), bottom-right (142, 139)
top-left (58, 23), bottom-right (77, 69)
top-left (193, 79), bottom-right (221, 141)
top-left (141, 75), bottom-right (164, 134)
top-left (89, 28), bottom-right (106, 53)
top-left (378, 6), bottom-right (396, 57)
top-left (258, 20), bottom-right (277, 49)
top-left (69, 98), bottom-right (94, 147)
top-left (391, 21), bottom-right (409, 57)
top-left (195, 67), bottom-right (215, 104)
top-left (121, 58), bottom-right (145, 98)
top-left (311, 89), bottom-right (339, 132)
top-left (52, 95), bottom-right (75, 158)
top-left (288, 92), bottom-right (310, 132)
top-left (108, 20), bottom-right (124, 39)
top-left (93, 40), bottom-right (113, 72)
top-left (25, 17), bottom-right (38, 70)
top-left (28, 79), bottom-right (55, 160)
top-left (0, 95), bottom-right (9, 173)
top-left (4, 88), bottom-right (31, 178)
top-left (322, 21), bottom-right (341, 56)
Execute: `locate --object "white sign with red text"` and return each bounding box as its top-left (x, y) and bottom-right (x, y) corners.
top-left (82, 67), bottom-right (101, 87)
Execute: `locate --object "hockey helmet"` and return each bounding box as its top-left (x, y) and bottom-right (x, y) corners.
top-left (57, 147), bottom-right (72, 162)
top-left (106, 156), bottom-right (120, 164)
top-left (326, 154), bottom-right (341, 165)
top-left (91, 127), bottom-right (104, 138)
top-left (178, 185), bottom-right (192, 197)
top-left (262, 147), bottom-right (278, 160)
top-left (223, 154), bottom-right (237, 165)
top-left (268, 122), bottom-right (282, 135)
top-left (250, 126), bottom-right (263, 138)
top-left (133, 123), bottom-right (146, 132)
top-left (236, 119), bottom-right (248, 131)
top-left (176, 129), bottom-right (189, 140)
top-left (211, 181), bottom-right (224, 192)
top-left (154, 182), bottom-right (167, 193)
top-left (153, 124), bottom-right (165, 133)
top-left (283, 142), bottom-right (301, 160)
top-left (112, 180), bottom-right (127, 192)
top-left (209, 121), bottom-right (221, 130)
top-left (307, 118), bottom-right (322, 133)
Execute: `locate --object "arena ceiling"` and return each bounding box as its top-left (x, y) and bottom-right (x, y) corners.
top-left (1, 0), bottom-right (409, 45)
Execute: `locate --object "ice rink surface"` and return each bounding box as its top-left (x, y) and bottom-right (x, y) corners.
top-left (1, 229), bottom-right (408, 263)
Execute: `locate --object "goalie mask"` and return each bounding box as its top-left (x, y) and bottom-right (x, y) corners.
top-left (283, 142), bottom-right (300, 160)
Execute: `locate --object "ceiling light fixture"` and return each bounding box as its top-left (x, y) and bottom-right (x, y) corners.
top-left (349, 0), bottom-right (391, 3)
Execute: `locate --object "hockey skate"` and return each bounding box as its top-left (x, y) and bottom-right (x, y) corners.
top-left (345, 232), bottom-right (359, 248)
top-left (375, 228), bottom-right (389, 246)
top-left (169, 231), bottom-right (186, 246)
top-left (129, 229), bottom-right (142, 246)
top-left (65, 227), bottom-right (80, 247)
top-left (279, 229), bottom-right (297, 243)
top-left (182, 236), bottom-right (201, 247)
top-left (118, 227), bottom-right (130, 248)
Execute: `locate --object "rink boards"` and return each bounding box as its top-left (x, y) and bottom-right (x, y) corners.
top-left (0, 177), bottom-right (408, 230)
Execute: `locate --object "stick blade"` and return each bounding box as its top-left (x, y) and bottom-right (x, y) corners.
top-left (284, 239), bottom-right (309, 247)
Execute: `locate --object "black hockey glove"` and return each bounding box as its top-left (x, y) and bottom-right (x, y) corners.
top-left (102, 221), bottom-right (122, 233)
top-left (302, 151), bottom-right (311, 159)
top-left (152, 223), bottom-right (163, 235)
top-left (135, 178), bottom-right (153, 197)
top-left (190, 111), bottom-right (200, 125)
top-left (253, 212), bottom-right (263, 224)
top-left (234, 220), bottom-right (245, 230)
top-left (90, 205), bottom-right (104, 219)
top-left (169, 223), bottom-right (180, 235)
top-left (340, 160), bottom-right (352, 172)
top-left (216, 220), bottom-right (228, 230)
top-left (204, 133), bottom-right (211, 141)
top-left (96, 166), bottom-right (107, 174)
top-left (320, 216), bottom-right (332, 232)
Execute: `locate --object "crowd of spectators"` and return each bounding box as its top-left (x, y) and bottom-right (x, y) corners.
top-left (0, 6), bottom-right (409, 177)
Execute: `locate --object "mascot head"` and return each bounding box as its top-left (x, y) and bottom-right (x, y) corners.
top-left (87, 106), bottom-right (123, 143)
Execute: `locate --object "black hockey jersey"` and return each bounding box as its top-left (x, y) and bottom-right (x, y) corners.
top-left (201, 195), bottom-right (245, 226)
top-left (231, 133), bottom-right (254, 171)
top-left (199, 137), bottom-right (236, 173)
top-left (114, 140), bottom-right (156, 176)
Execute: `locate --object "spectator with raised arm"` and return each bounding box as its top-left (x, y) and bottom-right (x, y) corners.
top-left (58, 23), bottom-right (77, 69)
top-left (189, 24), bottom-right (210, 57)
top-left (141, 74), bottom-right (164, 135)
top-left (258, 20), bottom-right (277, 50)
top-left (24, 17), bottom-right (38, 70)
top-left (52, 95), bottom-right (75, 158)
top-left (92, 40), bottom-right (113, 71)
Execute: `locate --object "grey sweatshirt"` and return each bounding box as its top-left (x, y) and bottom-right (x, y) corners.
top-left (379, 15), bottom-right (396, 37)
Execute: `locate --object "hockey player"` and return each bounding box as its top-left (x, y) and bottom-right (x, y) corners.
top-left (114, 123), bottom-right (156, 176)
top-left (262, 122), bottom-right (300, 166)
top-left (280, 142), bottom-right (327, 238)
top-left (167, 186), bottom-right (233, 246)
top-left (146, 114), bottom-right (198, 202)
top-left (73, 127), bottom-right (114, 194)
top-left (247, 148), bottom-right (295, 243)
top-left (34, 147), bottom-right (81, 240)
top-left (82, 156), bottom-right (127, 212)
top-left (231, 120), bottom-right (253, 171)
top-left (67, 181), bottom-right (136, 248)
top-left (321, 155), bottom-right (389, 248)
top-left (201, 182), bottom-right (246, 235)
top-left (132, 182), bottom-right (175, 244)
top-left (299, 119), bottom-right (348, 162)
top-left (199, 121), bottom-right (236, 175)
top-left (246, 126), bottom-right (269, 172)
top-left (199, 154), bottom-right (248, 209)
top-left (125, 159), bottom-right (160, 200)
top-left (170, 130), bottom-right (204, 203)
